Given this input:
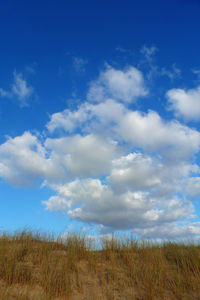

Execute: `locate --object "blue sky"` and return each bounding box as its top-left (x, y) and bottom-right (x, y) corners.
top-left (1, 0), bottom-right (200, 240)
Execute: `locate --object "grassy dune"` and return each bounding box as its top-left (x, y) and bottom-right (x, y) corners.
top-left (0, 231), bottom-right (200, 299)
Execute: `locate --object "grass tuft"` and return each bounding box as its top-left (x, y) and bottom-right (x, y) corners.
top-left (0, 230), bottom-right (200, 299)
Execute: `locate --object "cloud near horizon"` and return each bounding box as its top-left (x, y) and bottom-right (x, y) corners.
top-left (1, 64), bottom-right (200, 240)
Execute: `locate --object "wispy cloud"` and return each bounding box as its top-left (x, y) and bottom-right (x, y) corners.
top-left (73, 57), bottom-right (88, 73)
top-left (192, 68), bottom-right (200, 82)
top-left (140, 45), bottom-right (181, 81)
top-left (115, 46), bottom-right (134, 55)
top-left (160, 64), bottom-right (181, 80)
top-left (25, 62), bottom-right (37, 75)
top-left (0, 88), bottom-right (12, 98)
top-left (0, 70), bottom-right (34, 107)
top-left (140, 45), bottom-right (158, 63)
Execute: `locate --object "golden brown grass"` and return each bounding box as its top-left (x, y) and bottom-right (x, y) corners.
top-left (0, 230), bottom-right (200, 299)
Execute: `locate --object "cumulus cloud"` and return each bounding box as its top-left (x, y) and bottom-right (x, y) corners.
top-left (47, 99), bottom-right (200, 161)
top-left (0, 71), bottom-right (33, 107)
top-left (1, 64), bottom-right (200, 240)
top-left (43, 92), bottom-right (200, 239)
top-left (183, 177), bottom-right (200, 198)
top-left (43, 178), bottom-right (155, 230)
top-left (0, 131), bottom-right (65, 186)
top-left (43, 195), bottom-right (69, 212)
top-left (46, 99), bottom-right (126, 135)
top-left (0, 132), bottom-right (119, 186)
top-left (108, 153), bottom-right (161, 192)
top-left (87, 65), bottom-right (148, 103)
top-left (45, 134), bottom-right (119, 177)
top-left (167, 86), bottom-right (200, 121)
top-left (46, 102), bottom-right (93, 133)
top-left (43, 177), bottom-right (195, 234)
top-left (117, 109), bottom-right (200, 160)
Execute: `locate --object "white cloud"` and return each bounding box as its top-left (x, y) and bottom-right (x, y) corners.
top-left (45, 134), bottom-right (119, 177)
top-left (43, 178), bottom-right (155, 230)
top-left (46, 98), bottom-right (126, 135)
top-left (167, 86), bottom-right (200, 121)
top-left (46, 102), bottom-right (92, 133)
top-left (12, 71), bottom-right (33, 106)
top-left (183, 177), bottom-right (200, 198)
top-left (43, 96), bottom-right (200, 238)
top-left (0, 71), bottom-right (33, 107)
top-left (108, 153), bottom-right (161, 192)
top-left (0, 131), bottom-right (119, 185)
top-left (87, 65), bottom-right (148, 103)
top-left (43, 177), bottom-right (195, 234)
top-left (117, 109), bottom-right (200, 160)
top-left (0, 131), bottom-right (65, 186)
top-left (134, 222), bottom-right (200, 240)
top-left (47, 98), bottom-right (200, 161)
top-left (1, 64), bottom-right (200, 240)
top-left (43, 195), bottom-right (69, 212)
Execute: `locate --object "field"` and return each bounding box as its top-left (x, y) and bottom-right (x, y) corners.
top-left (0, 231), bottom-right (200, 299)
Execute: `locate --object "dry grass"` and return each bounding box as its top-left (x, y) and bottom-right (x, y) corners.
top-left (0, 231), bottom-right (200, 299)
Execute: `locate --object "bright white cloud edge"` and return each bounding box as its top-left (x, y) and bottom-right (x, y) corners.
top-left (167, 86), bottom-right (200, 121)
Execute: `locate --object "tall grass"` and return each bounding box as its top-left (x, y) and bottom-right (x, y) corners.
top-left (0, 230), bottom-right (200, 299)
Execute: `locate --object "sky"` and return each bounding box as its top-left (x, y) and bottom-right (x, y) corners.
top-left (1, 0), bottom-right (200, 241)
